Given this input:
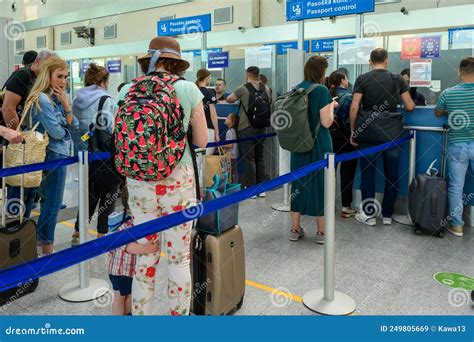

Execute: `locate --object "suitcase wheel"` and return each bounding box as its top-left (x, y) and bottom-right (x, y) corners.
top-left (437, 231), bottom-right (445, 239)
top-left (415, 229), bottom-right (423, 236)
top-left (236, 295), bottom-right (244, 310)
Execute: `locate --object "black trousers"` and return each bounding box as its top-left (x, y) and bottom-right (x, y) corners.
top-left (238, 126), bottom-right (269, 188)
top-left (75, 161), bottom-right (123, 234)
top-left (330, 124), bottom-right (357, 208)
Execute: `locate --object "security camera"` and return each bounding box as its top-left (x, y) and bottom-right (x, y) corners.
top-left (400, 7), bottom-right (409, 15)
top-left (238, 26), bottom-right (245, 33)
top-left (73, 26), bottom-right (95, 46)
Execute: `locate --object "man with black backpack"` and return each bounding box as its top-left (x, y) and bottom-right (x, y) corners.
top-left (227, 66), bottom-right (272, 197)
top-left (349, 48), bottom-right (415, 227)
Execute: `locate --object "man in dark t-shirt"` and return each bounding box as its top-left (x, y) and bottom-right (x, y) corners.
top-left (349, 48), bottom-right (415, 227)
top-left (2, 49), bottom-right (56, 130)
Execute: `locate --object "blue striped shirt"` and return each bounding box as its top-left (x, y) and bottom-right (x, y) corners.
top-left (436, 83), bottom-right (474, 144)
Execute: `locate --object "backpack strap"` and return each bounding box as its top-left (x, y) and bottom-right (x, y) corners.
top-left (96, 95), bottom-right (111, 127)
top-left (303, 83), bottom-right (323, 142)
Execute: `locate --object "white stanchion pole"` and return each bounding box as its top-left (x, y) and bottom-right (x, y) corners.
top-left (59, 151), bottom-right (110, 302)
top-left (302, 153), bottom-right (356, 315)
top-left (393, 130), bottom-right (417, 226)
top-left (271, 147), bottom-right (291, 212)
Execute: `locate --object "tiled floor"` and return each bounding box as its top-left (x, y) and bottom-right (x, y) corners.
top-left (0, 184), bottom-right (473, 316)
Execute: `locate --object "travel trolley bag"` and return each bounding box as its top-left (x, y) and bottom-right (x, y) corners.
top-left (191, 225), bottom-right (245, 315)
top-left (0, 140), bottom-right (39, 306)
top-left (408, 126), bottom-right (448, 238)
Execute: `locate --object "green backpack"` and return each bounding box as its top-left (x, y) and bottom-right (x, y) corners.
top-left (272, 84), bottom-right (321, 153)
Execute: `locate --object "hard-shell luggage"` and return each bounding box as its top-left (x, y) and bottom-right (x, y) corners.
top-left (191, 225), bottom-right (245, 315)
top-left (0, 142), bottom-right (39, 306)
top-left (408, 126), bottom-right (448, 238)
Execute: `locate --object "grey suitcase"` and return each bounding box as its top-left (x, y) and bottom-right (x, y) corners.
top-left (191, 225), bottom-right (245, 315)
top-left (408, 126), bottom-right (448, 238)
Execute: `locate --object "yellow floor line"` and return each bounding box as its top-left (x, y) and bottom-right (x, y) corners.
top-left (38, 209), bottom-right (350, 311)
top-left (245, 279), bottom-right (303, 303)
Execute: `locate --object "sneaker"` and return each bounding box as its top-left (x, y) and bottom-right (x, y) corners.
top-left (341, 207), bottom-right (357, 218)
top-left (250, 195), bottom-right (257, 199)
top-left (289, 228), bottom-right (305, 241)
top-left (71, 232), bottom-right (80, 246)
top-left (355, 212), bottom-right (377, 226)
top-left (60, 204), bottom-right (67, 210)
top-left (315, 232), bottom-right (325, 245)
top-left (447, 225), bottom-right (463, 237)
top-left (382, 217), bottom-right (392, 226)
top-left (258, 192), bottom-right (266, 198)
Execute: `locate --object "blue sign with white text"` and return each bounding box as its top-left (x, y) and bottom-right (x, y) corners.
top-left (311, 36), bottom-right (356, 52)
top-left (106, 59), bottom-right (121, 73)
top-left (266, 41), bottom-right (310, 54)
top-left (184, 48), bottom-right (222, 57)
top-left (208, 52), bottom-right (229, 68)
top-left (311, 39), bottom-right (335, 52)
top-left (158, 14), bottom-right (211, 36)
top-left (286, 0), bottom-right (375, 21)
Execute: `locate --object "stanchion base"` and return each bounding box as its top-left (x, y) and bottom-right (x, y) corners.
top-left (271, 203), bottom-right (290, 212)
top-left (59, 278), bottom-right (110, 302)
top-left (392, 214), bottom-right (415, 227)
top-left (302, 289), bottom-right (356, 316)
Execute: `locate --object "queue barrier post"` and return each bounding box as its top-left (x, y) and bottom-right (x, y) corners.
top-left (302, 153), bottom-right (356, 315)
top-left (393, 129), bottom-right (418, 226)
top-left (59, 150), bottom-right (110, 302)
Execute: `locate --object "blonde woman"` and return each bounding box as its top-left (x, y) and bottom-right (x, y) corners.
top-left (23, 57), bottom-right (78, 255)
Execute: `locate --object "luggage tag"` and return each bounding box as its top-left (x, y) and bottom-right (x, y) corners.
top-left (81, 130), bottom-right (94, 142)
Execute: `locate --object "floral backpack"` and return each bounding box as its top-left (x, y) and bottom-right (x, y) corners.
top-left (114, 72), bottom-right (187, 181)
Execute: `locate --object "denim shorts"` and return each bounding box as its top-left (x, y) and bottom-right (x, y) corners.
top-left (109, 275), bottom-right (133, 296)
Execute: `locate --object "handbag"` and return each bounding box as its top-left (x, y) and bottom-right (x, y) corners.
top-left (5, 110), bottom-right (49, 188)
top-left (355, 73), bottom-right (405, 145)
top-left (196, 173), bottom-right (241, 235)
top-left (204, 146), bottom-right (232, 188)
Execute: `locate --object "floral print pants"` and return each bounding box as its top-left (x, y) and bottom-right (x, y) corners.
top-left (127, 164), bottom-right (196, 315)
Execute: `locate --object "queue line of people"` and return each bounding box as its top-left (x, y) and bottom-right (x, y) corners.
top-left (0, 41), bottom-right (472, 316)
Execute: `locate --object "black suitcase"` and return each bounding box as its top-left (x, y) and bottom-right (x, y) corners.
top-left (408, 127), bottom-right (448, 238)
top-left (0, 142), bottom-right (39, 306)
top-left (191, 225), bottom-right (245, 315)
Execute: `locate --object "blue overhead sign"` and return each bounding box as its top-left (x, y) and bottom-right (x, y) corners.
top-left (158, 14), bottom-right (211, 36)
top-left (107, 59), bottom-right (121, 73)
top-left (183, 48), bottom-right (222, 57)
top-left (286, 0), bottom-right (375, 21)
top-left (311, 39), bottom-right (335, 52)
top-left (311, 36), bottom-right (356, 52)
top-left (208, 51), bottom-right (229, 69)
top-left (265, 41), bottom-right (310, 54)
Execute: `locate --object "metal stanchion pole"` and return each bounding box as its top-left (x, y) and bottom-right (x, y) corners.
top-left (271, 148), bottom-right (291, 212)
top-left (393, 130), bottom-right (417, 226)
top-left (59, 151), bottom-right (110, 302)
top-left (302, 153), bottom-right (356, 315)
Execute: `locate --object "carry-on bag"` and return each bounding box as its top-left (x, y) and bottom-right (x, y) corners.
top-left (191, 225), bottom-right (245, 315)
top-left (0, 141), bottom-right (39, 306)
top-left (408, 126), bottom-right (448, 238)
top-left (196, 173), bottom-right (241, 235)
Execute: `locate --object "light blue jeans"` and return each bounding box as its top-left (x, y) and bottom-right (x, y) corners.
top-left (447, 142), bottom-right (474, 226)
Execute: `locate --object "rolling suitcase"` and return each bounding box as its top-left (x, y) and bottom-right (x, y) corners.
top-left (0, 142), bottom-right (39, 306)
top-left (191, 225), bottom-right (245, 315)
top-left (408, 126), bottom-right (448, 238)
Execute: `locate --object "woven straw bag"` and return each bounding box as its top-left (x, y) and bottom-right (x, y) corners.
top-left (5, 111), bottom-right (49, 188)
